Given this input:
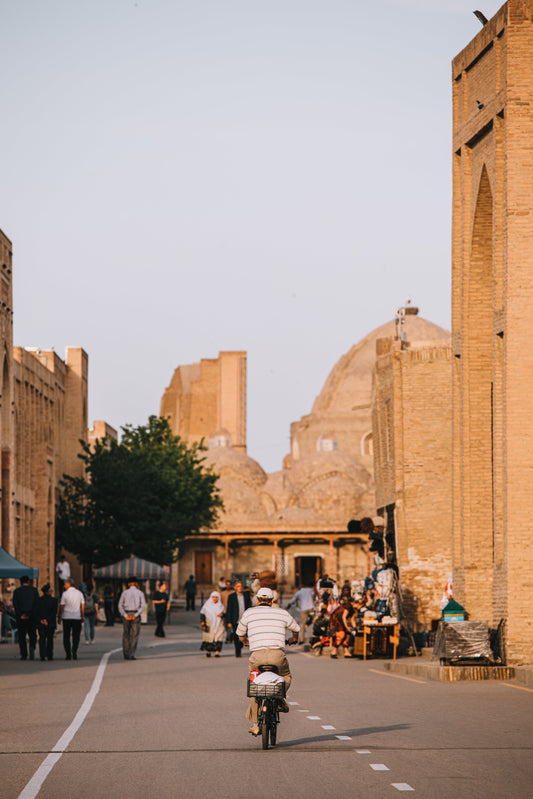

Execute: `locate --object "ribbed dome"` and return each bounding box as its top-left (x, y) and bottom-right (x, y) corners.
top-left (313, 315), bottom-right (449, 413)
top-left (289, 450), bottom-right (372, 490)
top-left (203, 446), bottom-right (267, 488)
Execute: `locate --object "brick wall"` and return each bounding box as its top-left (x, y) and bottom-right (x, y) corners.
top-left (373, 337), bottom-right (453, 628)
top-left (452, 0), bottom-right (533, 664)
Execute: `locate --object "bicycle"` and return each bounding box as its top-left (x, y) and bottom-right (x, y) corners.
top-left (247, 664), bottom-right (285, 749)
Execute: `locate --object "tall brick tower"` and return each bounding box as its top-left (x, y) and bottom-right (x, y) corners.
top-left (451, 0), bottom-right (533, 663)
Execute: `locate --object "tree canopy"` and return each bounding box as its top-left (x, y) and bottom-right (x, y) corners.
top-left (56, 416), bottom-right (223, 567)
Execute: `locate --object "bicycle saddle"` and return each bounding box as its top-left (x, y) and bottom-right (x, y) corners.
top-left (258, 664), bottom-right (279, 673)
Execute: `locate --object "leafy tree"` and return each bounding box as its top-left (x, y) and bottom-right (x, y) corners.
top-left (56, 416), bottom-right (223, 567)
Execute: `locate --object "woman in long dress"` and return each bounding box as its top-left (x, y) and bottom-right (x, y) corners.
top-left (200, 591), bottom-right (225, 657)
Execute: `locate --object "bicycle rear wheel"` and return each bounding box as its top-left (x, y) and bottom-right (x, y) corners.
top-left (270, 712), bottom-right (277, 746)
top-left (261, 703), bottom-right (269, 749)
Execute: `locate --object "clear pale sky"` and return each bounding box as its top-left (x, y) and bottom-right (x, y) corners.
top-left (1, 0), bottom-right (504, 473)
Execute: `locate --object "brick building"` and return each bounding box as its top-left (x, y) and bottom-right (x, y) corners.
top-left (372, 307), bottom-right (452, 629)
top-left (161, 351), bottom-right (247, 453)
top-left (0, 226), bottom-right (110, 596)
top-left (452, 0), bottom-right (533, 664)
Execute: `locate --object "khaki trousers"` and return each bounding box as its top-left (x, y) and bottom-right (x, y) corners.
top-left (246, 648), bottom-right (292, 723)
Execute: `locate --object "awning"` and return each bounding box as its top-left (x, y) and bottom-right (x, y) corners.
top-left (93, 554), bottom-right (169, 580)
top-left (0, 546), bottom-right (39, 579)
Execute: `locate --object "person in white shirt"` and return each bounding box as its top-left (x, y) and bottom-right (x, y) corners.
top-left (58, 577), bottom-right (85, 661)
top-left (288, 585), bottom-right (316, 644)
top-left (118, 577), bottom-right (146, 660)
top-left (55, 555), bottom-right (71, 593)
top-left (236, 587), bottom-right (299, 736)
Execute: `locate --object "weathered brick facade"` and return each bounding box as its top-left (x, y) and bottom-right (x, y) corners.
top-left (372, 326), bottom-right (452, 629)
top-left (161, 351), bottom-right (247, 453)
top-left (0, 227), bottom-right (108, 596)
top-left (452, 0), bottom-right (533, 663)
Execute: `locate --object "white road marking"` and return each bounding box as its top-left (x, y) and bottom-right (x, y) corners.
top-left (288, 701), bottom-right (299, 705)
top-left (321, 725), bottom-right (336, 730)
top-left (356, 749), bottom-right (372, 753)
top-left (392, 784), bottom-right (414, 791)
top-left (336, 735), bottom-right (352, 740)
top-left (370, 764), bottom-right (390, 771)
top-left (18, 647), bottom-right (121, 799)
top-left (306, 716), bottom-right (321, 720)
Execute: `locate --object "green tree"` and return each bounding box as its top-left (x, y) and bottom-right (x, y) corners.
top-left (56, 416), bottom-right (223, 566)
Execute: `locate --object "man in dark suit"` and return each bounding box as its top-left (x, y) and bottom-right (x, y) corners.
top-left (225, 581), bottom-right (252, 657)
top-left (13, 575), bottom-right (39, 660)
top-left (36, 584), bottom-right (58, 661)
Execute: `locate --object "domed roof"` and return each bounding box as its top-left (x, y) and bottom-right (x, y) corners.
top-left (203, 446), bottom-right (267, 488)
top-left (288, 450), bottom-right (372, 491)
top-left (313, 314), bottom-right (449, 413)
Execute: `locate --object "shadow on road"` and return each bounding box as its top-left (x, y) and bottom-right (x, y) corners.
top-left (276, 723), bottom-right (411, 748)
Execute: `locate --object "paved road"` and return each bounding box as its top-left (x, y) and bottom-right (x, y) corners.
top-left (1, 612), bottom-right (532, 799)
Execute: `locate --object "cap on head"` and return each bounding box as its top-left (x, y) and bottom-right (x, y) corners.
top-left (257, 587), bottom-right (274, 601)
top-left (372, 516), bottom-right (385, 527)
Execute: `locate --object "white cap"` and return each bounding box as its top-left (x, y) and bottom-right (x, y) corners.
top-left (257, 587), bottom-right (274, 600)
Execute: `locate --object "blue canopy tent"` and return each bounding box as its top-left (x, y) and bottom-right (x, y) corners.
top-left (0, 546), bottom-right (39, 580)
top-left (93, 554), bottom-right (168, 581)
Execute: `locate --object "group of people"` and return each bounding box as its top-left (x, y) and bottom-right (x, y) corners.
top-left (200, 579), bottom-right (252, 657)
top-left (9, 574), bottom-right (99, 661)
top-left (299, 569), bottom-right (399, 658)
top-left (5, 564), bottom-right (172, 663)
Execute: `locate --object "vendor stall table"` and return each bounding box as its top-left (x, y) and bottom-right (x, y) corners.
top-left (353, 622), bottom-right (400, 660)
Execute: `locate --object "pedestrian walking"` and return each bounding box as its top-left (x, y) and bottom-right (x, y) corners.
top-left (287, 584), bottom-right (316, 643)
top-left (118, 577), bottom-right (146, 660)
top-left (36, 584), bottom-right (58, 661)
top-left (55, 554), bottom-right (71, 594)
top-left (83, 580), bottom-right (98, 645)
top-left (226, 581), bottom-right (252, 656)
top-left (58, 577), bottom-right (85, 661)
top-left (200, 591), bottom-right (225, 658)
top-left (153, 580), bottom-right (170, 637)
top-left (184, 574), bottom-right (197, 610)
top-left (13, 575), bottom-right (39, 660)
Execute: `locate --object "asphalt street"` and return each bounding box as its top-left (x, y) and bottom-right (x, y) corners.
top-left (1, 611), bottom-right (532, 799)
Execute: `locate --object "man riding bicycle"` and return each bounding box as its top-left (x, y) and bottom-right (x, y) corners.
top-left (236, 586), bottom-right (300, 736)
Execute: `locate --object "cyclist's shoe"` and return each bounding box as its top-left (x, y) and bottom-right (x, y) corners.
top-left (278, 699), bottom-right (290, 713)
top-left (248, 726), bottom-right (260, 736)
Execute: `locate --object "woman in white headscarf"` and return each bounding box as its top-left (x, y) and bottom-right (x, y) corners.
top-left (200, 591), bottom-right (225, 657)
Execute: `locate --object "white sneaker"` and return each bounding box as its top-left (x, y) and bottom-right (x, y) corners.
top-left (85, 641), bottom-right (90, 646)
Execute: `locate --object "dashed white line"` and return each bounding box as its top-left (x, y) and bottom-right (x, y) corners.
top-left (306, 715), bottom-right (321, 720)
top-left (321, 725), bottom-right (336, 730)
top-left (335, 735), bottom-right (352, 740)
top-left (356, 749), bottom-right (372, 754)
top-left (392, 784), bottom-right (414, 792)
top-left (370, 764), bottom-right (390, 771)
top-left (297, 709), bottom-right (310, 712)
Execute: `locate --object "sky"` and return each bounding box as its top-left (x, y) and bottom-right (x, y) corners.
top-left (1, 0), bottom-right (505, 473)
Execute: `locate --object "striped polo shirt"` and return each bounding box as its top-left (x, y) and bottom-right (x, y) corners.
top-left (236, 605), bottom-right (300, 651)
